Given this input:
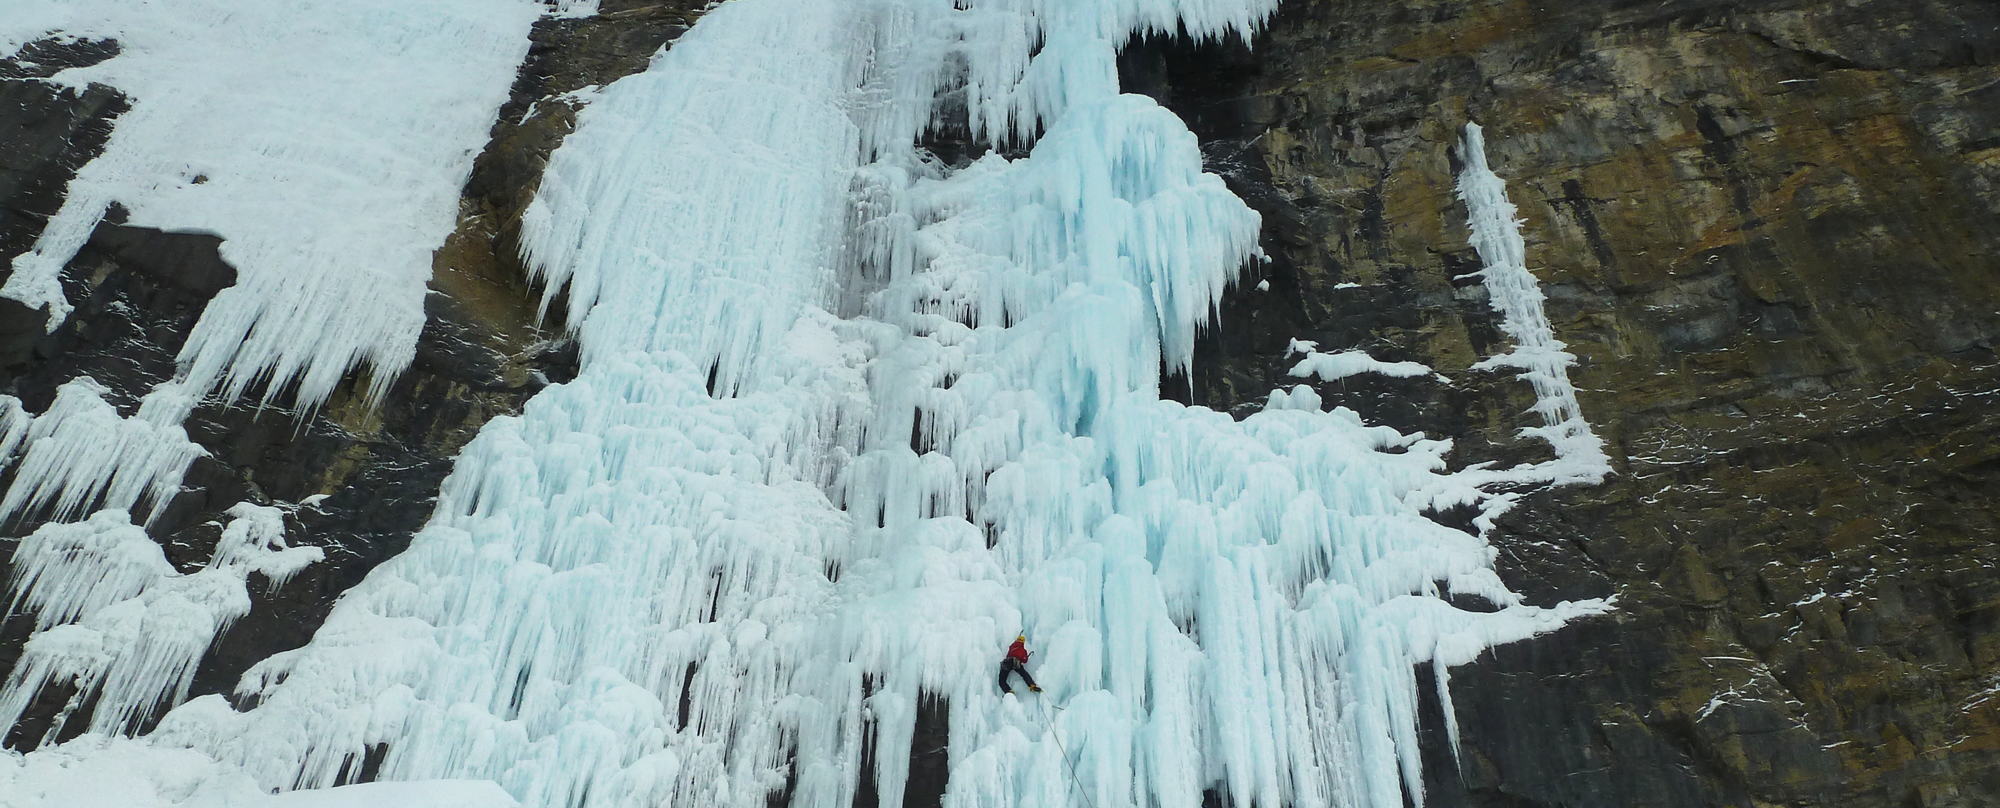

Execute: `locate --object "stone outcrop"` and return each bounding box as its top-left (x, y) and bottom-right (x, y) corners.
top-left (4, 0), bottom-right (1998, 805)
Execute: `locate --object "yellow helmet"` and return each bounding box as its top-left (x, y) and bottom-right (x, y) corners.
top-left (1016, 634), bottom-right (1025, 642)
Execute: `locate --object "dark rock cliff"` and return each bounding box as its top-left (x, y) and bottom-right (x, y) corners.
top-left (1128, 0), bottom-right (2000, 806)
top-left (3, 0), bottom-right (1997, 806)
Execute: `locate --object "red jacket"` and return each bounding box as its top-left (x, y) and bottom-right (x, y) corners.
top-left (1006, 639), bottom-right (1029, 662)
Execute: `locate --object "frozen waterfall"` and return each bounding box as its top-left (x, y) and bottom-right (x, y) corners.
top-left (0, 2), bottom-right (1612, 807)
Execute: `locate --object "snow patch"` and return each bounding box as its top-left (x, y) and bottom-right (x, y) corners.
top-left (1286, 339), bottom-right (1438, 383)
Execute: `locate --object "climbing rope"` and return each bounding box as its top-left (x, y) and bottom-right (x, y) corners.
top-left (1036, 693), bottom-right (1099, 808)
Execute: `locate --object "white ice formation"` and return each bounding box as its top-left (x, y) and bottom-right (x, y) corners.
top-left (3, 3), bottom-right (1615, 808)
top-left (0, 381), bottom-right (204, 527)
top-left (1285, 339), bottom-right (1438, 383)
top-left (1456, 123), bottom-right (1611, 485)
top-left (0, 505), bottom-right (320, 745)
top-left (0, 0), bottom-right (545, 525)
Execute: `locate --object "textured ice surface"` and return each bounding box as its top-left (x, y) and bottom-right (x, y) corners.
top-left (2, 4), bottom-right (1614, 808)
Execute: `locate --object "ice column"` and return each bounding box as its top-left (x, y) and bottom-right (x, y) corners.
top-left (1457, 123), bottom-right (1611, 484)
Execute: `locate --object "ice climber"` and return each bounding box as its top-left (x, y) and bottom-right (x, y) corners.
top-left (998, 635), bottom-right (1041, 695)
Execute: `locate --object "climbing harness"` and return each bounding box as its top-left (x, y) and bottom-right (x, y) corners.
top-left (1034, 692), bottom-right (1099, 808)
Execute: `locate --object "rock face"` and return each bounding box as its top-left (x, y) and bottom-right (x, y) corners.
top-left (3, 0), bottom-right (1998, 805)
top-left (1125, 0), bottom-right (2000, 805)
top-left (0, 38), bottom-right (126, 370)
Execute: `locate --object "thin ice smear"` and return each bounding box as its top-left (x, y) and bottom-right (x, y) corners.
top-left (1456, 122), bottom-right (1610, 484)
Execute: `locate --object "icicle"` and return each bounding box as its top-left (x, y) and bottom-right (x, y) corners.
top-left (0, 379), bottom-right (205, 527)
top-left (0, 506), bottom-right (321, 739)
top-left (0, 395), bottom-right (30, 460)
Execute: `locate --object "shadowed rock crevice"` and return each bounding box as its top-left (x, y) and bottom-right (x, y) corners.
top-left (852, 691), bottom-right (951, 808)
top-left (907, 695), bottom-right (952, 808)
